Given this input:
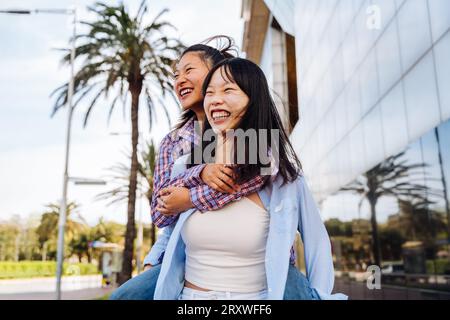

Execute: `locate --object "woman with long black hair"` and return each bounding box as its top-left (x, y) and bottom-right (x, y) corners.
top-left (153, 58), bottom-right (347, 300)
top-left (110, 39), bottom-right (317, 300)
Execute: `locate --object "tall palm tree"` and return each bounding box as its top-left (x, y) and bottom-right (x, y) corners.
top-left (51, 1), bottom-right (183, 283)
top-left (340, 151), bottom-right (441, 267)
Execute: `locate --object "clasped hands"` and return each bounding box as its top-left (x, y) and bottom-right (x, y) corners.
top-left (156, 164), bottom-right (241, 216)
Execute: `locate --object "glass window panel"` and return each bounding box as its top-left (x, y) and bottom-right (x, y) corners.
top-left (345, 71), bottom-right (363, 129)
top-left (335, 91), bottom-right (348, 142)
top-left (438, 120), bottom-right (450, 212)
top-left (338, 0), bottom-right (356, 40)
top-left (421, 130), bottom-right (446, 230)
top-left (433, 31), bottom-right (450, 121)
top-left (427, 0), bottom-right (450, 43)
top-left (359, 49), bottom-right (381, 115)
top-left (371, 0), bottom-right (397, 32)
top-left (325, 107), bottom-right (337, 153)
top-left (397, 0), bottom-right (432, 72)
top-left (355, 0), bottom-right (376, 61)
top-left (342, 23), bottom-right (360, 85)
top-left (380, 82), bottom-right (409, 157)
top-left (349, 122), bottom-right (367, 177)
top-left (376, 19), bottom-right (403, 96)
top-left (436, 120), bottom-right (450, 254)
top-left (363, 105), bottom-right (385, 169)
top-left (403, 52), bottom-right (440, 143)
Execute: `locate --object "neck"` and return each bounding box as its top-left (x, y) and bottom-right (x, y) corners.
top-left (191, 105), bottom-right (205, 131)
top-left (215, 134), bottom-right (234, 165)
top-left (191, 104), bottom-right (205, 122)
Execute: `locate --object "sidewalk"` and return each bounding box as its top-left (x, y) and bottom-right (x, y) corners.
top-left (334, 278), bottom-right (450, 300)
top-left (0, 275), bottom-right (112, 300)
top-left (0, 287), bottom-right (114, 300)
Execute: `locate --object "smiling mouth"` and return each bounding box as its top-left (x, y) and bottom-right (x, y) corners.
top-left (179, 88), bottom-right (193, 99)
top-left (211, 110), bottom-right (231, 122)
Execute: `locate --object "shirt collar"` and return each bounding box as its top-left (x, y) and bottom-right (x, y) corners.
top-left (173, 117), bottom-right (194, 142)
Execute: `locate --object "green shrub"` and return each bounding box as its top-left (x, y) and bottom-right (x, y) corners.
top-left (426, 259), bottom-right (450, 275)
top-left (0, 261), bottom-right (100, 279)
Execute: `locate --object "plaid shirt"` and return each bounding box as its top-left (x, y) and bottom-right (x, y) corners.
top-left (150, 117), bottom-right (296, 265)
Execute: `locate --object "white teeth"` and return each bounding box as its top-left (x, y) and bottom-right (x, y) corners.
top-left (211, 110), bottom-right (230, 120)
top-left (180, 88), bottom-right (193, 97)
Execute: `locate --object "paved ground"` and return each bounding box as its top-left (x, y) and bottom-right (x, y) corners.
top-left (0, 275), bottom-right (113, 300)
top-left (3, 276), bottom-right (449, 300)
top-left (0, 287), bottom-right (114, 300)
top-left (0, 275), bottom-right (103, 294)
top-left (334, 279), bottom-right (450, 300)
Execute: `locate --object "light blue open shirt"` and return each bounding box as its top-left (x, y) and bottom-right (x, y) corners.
top-left (144, 154), bottom-right (347, 300)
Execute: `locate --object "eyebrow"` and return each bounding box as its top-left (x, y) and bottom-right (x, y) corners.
top-left (175, 63), bottom-right (193, 73)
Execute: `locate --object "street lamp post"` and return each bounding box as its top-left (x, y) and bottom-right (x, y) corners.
top-left (1, 7), bottom-right (77, 300)
top-left (56, 8), bottom-right (77, 301)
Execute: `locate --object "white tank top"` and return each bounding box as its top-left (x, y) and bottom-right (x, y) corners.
top-left (181, 196), bottom-right (269, 293)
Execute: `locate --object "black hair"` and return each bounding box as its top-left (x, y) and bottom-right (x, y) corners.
top-left (192, 57), bottom-right (302, 185)
top-left (175, 35), bottom-right (237, 130)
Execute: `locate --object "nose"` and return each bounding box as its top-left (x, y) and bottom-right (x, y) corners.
top-left (174, 74), bottom-right (187, 92)
top-left (207, 93), bottom-right (224, 107)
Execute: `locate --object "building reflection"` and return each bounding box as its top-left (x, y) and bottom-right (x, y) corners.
top-left (241, 0), bottom-right (450, 299)
top-left (327, 120), bottom-right (450, 297)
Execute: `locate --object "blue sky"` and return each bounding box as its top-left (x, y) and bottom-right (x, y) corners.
top-left (0, 0), bottom-right (244, 225)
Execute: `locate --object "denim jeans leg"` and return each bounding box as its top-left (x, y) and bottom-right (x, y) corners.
top-left (109, 264), bottom-right (161, 300)
top-left (283, 264), bottom-right (320, 300)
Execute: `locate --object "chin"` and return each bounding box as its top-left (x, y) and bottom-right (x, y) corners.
top-left (210, 126), bottom-right (224, 135)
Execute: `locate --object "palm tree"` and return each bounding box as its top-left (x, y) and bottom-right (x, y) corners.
top-left (51, 1), bottom-right (183, 283)
top-left (340, 151), bottom-right (441, 267)
top-left (36, 202), bottom-right (85, 260)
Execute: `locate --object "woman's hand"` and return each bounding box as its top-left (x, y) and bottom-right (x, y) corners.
top-left (156, 186), bottom-right (194, 215)
top-left (200, 164), bottom-right (241, 194)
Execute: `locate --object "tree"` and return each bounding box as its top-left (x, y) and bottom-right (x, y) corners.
top-left (68, 218), bottom-right (125, 263)
top-left (51, 1), bottom-right (183, 284)
top-left (325, 218), bottom-right (353, 237)
top-left (339, 151), bottom-right (440, 267)
top-left (36, 202), bottom-right (84, 260)
top-left (398, 198), bottom-right (447, 248)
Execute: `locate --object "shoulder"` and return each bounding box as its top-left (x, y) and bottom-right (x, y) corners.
top-left (158, 130), bottom-right (178, 151)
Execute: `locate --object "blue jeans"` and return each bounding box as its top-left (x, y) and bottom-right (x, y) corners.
top-left (110, 265), bottom-right (161, 300)
top-left (110, 264), bottom-right (320, 300)
top-left (283, 265), bottom-right (321, 300)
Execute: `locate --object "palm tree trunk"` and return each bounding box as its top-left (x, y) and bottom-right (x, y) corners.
top-left (146, 197), bottom-right (157, 247)
top-left (369, 198), bottom-right (382, 267)
top-left (150, 224), bottom-right (156, 247)
top-left (118, 89), bottom-right (140, 285)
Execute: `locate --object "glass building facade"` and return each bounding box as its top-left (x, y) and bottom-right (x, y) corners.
top-left (242, 0), bottom-right (450, 298)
